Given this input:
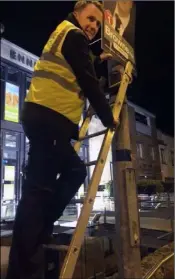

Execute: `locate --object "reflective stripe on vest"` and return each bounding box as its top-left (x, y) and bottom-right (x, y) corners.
top-left (32, 70), bottom-right (79, 93)
top-left (40, 52), bottom-right (71, 70)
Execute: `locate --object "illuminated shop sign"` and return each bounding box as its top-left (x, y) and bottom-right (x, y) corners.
top-left (1, 38), bottom-right (38, 71)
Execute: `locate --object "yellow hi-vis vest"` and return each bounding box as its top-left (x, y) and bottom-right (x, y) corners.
top-left (25, 20), bottom-right (85, 125)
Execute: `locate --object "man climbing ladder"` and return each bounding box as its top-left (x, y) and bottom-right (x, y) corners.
top-left (58, 0), bottom-right (141, 277)
top-left (6, 2), bottom-right (116, 279)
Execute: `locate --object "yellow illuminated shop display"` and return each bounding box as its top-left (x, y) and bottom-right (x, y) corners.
top-left (4, 165), bottom-right (15, 200)
top-left (4, 82), bottom-right (19, 123)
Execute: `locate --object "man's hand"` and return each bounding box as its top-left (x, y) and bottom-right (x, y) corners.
top-left (112, 64), bottom-right (133, 83)
top-left (109, 119), bottom-right (119, 131)
top-left (100, 51), bottom-right (113, 61)
top-left (112, 64), bottom-right (124, 74)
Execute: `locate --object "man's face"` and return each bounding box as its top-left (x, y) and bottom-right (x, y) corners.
top-left (118, 0), bottom-right (133, 16)
top-left (74, 4), bottom-right (102, 40)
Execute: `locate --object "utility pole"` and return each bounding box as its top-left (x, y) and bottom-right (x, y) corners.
top-left (112, 100), bottom-right (142, 278)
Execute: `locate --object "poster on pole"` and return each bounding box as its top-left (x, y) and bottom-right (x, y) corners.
top-left (102, 0), bottom-right (136, 87)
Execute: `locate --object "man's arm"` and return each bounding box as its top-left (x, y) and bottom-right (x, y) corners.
top-left (61, 29), bottom-right (114, 128)
top-left (93, 52), bottom-right (113, 79)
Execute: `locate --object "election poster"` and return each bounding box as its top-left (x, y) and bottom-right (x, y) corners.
top-left (102, 0), bottom-right (136, 87)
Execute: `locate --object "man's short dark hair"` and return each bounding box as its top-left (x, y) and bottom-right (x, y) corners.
top-left (74, 1), bottom-right (104, 13)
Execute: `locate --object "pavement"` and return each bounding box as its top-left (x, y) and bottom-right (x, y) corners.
top-left (1, 246), bottom-right (10, 279)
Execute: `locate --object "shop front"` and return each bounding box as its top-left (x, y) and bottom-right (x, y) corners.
top-left (1, 130), bottom-right (21, 219)
top-left (0, 38), bottom-right (38, 220)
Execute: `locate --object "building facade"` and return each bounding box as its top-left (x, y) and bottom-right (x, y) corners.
top-left (1, 38), bottom-right (38, 219)
top-left (128, 102), bottom-right (162, 181)
top-left (88, 101), bottom-right (162, 190)
top-left (157, 130), bottom-right (174, 183)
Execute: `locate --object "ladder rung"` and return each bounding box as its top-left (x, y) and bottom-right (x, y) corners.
top-left (43, 244), bottom-right (69, 252)
top-left (85, 160), bottom-right (97, 167)
top-left (79, 129), bottom-right (107, 141)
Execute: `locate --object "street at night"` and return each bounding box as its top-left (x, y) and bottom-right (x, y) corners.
top-left (0, 1), bottom-right (174, 279)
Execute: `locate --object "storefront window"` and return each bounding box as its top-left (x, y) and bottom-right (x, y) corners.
top-left (1, 65), bottom-right (5, 80)
top-left (1, 66), bottom-right (5, 119)
top-left (1, 131), bottom-right (20, 220)
top-left (25, 136), bottom-right (30, 162)
top-left (5, 134), bottom-right (17, 148)
top-left (79, 147), bottom-right (83, 159)
top-left (7, 67), bottom-right (20, 85)
top-left (3, 150), bottom-right (17, 160)
top-left (4, 82), bottom-right (19, 123)
top-left (26, 76), bottom-right (31, 95)
top-left (3, 165), bottom-right (16, 200)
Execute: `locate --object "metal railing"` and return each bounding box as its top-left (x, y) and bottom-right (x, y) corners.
top-left (1, 200), bottom-right (17, 221)
top-left (1, 194), bottom-right (174, 223)
top-left (143, 252), bottom-right (174, 279)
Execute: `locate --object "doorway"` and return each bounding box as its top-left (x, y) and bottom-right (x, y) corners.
top-left (1, 130), bottom-right (20, 220)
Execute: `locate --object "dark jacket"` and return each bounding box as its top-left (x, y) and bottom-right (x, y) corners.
top-left (22, 13), bottom-right (114, 140)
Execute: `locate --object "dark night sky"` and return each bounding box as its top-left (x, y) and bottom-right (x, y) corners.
top-left (1, 1), bottom-right (174, 136)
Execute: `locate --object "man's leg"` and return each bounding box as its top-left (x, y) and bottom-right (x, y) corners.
top-left (44, 143), bottom-right (87, 242)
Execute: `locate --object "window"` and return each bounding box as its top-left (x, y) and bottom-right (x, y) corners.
top-left (4, 134), bottom-right (17, 148)
top-left (160, 148), bottom-right (166, 164)
top-left (4, 82), bottom-right (19, 123)
top-left (1, 74), bottom-right (5, 118)
top-left (83, 144), bottom-right (89, 163)
top-left (1, 65), bottom-right (5, 80)
top-left (135, 112), bottom-right (149, 126)
top-left (7, 67), bottom-right (19, 85)
top-left (26, 76), bottom-right (31, 95)
top-left (78, 144), bottom-right (88, 163)
top-left (171, 151), bottom-right (174, 166)
top-left (79, 147), bottom-right (83, 159)
top-left (25, 136), bottom-right (30, 162)
top-left (150, 146), bottom-right (155, 161)
top-left (136, 143), bottom-right (144, 158)
top-left (3, 150), bottom-right (17, 160)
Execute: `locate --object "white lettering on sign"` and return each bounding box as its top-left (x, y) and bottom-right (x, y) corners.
top-left (113, 42), bottom-right (129, 59)
top-left (1, 38), bottom-right (38, 72)
top-left (104, 23), bottom-right (135, 64)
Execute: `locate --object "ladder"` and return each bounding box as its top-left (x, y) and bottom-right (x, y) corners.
top-left (58, 61), bottom-right (133, 278)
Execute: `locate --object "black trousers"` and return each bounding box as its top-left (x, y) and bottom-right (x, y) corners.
top-left (6, 119), bottom-right (87, 279)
